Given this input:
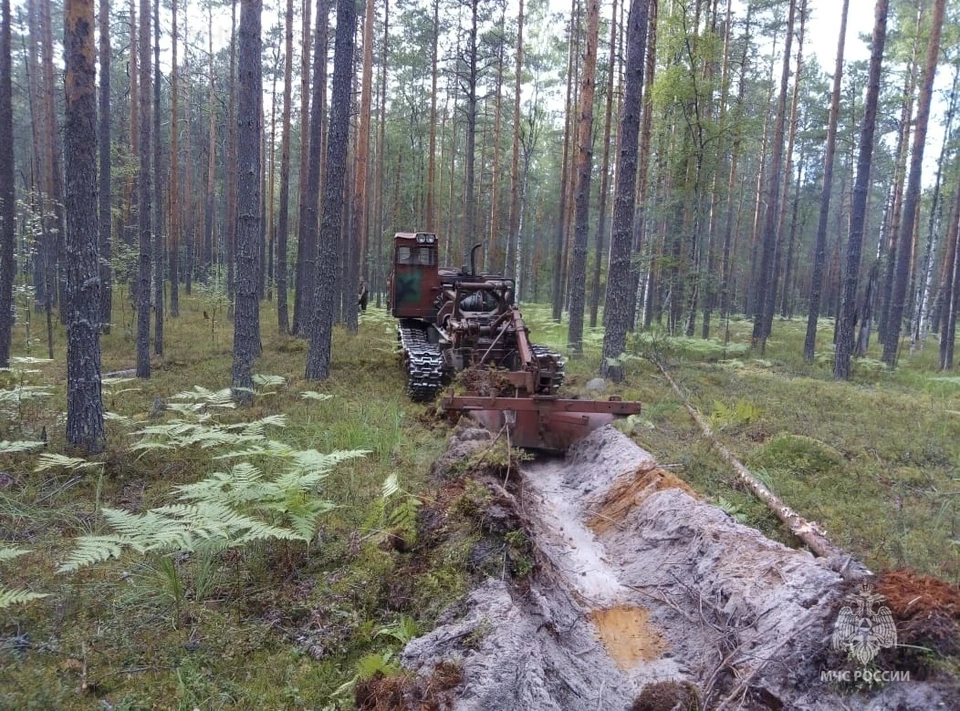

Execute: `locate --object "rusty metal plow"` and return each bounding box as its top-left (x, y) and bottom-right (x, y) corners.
top-left (442, 395), bottom-right (641, 454)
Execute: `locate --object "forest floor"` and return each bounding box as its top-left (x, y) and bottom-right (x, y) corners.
top-left (0, 295), bottom-right (958, 709)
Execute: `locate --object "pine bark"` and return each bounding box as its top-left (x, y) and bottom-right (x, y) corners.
top-left (276, 0), bottom-right (293, 333)
top-left (882, 0), bottom-right (945, 367)
top-left (203, 3), bottom-right (215, 276)
top-left (232, 0), bottom-right (262, 402)
top-left (567, 0), bottom-right (600, 355)
top-left (505, 0), bottom-right (524, 282)
top-left (461, 0), bottom-right (480, 267)
top-left (601, 0), bottom-right (649, 381)
top-left (552, 1), bottom-right (577, 321)
top-left (589, 0), bottom-right (617, 329)
top-left (306, 0), bottom-right (357, 380)
top-left (41, 0), bottom-right (66, 318)
top-left (940, 187), bottom-right (960, 369)
top-left (152, 0), bottom-right (163, 354)
top-left (425, 0), bottom-right (439, 232)
top-left (64, 0), bottom-right (105, 451)
top-left (751, 0), bottom-right (795, 348)
top-left (291, 0), bottom-right (311, 334)
top-left (169, 0), bottom-right (180, 317)
top-left (346, 0), bottom-right (375, 333)
top-left (225, 0), bottom-right (238, 309)
top-left (98, 0), bottom-right (112, 333)
top-left (804, 0), bottom-right (848, 361)
top-left (834, 0), bottom-right (888, 379)
top-left (0, 0), bottom-right (13, 367)
top-left (136, 0), bottom-right (152, 378)
top-left (295, 0), bottom-right (329, 336)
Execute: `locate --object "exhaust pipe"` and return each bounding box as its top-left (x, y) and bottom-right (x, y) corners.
top-left (470, 243), bottom-right (483, 276)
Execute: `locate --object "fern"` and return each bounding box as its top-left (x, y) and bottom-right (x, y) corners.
top-left (60, 451), bottom-right (364, 571)
top-left (0, 588), bottom-right (48, 609)
top-left (170, 386), bottom-right (235, 409)
top-left (0, 547), bottom-right (48, 609)
top-left (299, 391), bottom-right (333, 402)
top-left (34, 452), bottom-right (101, 472)
top-left (0, 547), bottom-right (29, 562)
top-left (0, 440), bottom-right (46, 455)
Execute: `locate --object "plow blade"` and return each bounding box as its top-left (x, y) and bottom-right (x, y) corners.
top-left (442, 395), bottom-right (641, 453)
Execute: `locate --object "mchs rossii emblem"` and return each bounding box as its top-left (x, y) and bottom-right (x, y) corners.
top-left (831, 583), bottom-right (898, 664)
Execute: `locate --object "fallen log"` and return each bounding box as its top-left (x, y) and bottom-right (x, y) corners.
top-left (656, 360), bottom-right (860, 567)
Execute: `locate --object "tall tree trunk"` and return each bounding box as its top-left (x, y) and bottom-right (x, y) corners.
top-left (940, 186), bottom-right (960, 369)
top-left (601, 0), bottom-right (649, 380)
top-left (291, 0), bottom-right (311, 334)
top-left (276, 0), bottom-right (293, 333)
top-left (461, 0), bottom-right (480, 267)
top-left (0, 0), bottom-right (12, 367)
top-left (232, 0), bottom-right (262, 402)
top-left (552, 0), bottom-right (577, 322)
top-left (878, 9), bottom-right (921, 346)
top-left (913, 65), bottom-right (958, 348)
top-left (169, 0), bottom-right (180, 317)
top-left (589, 0), bottom-right (617, 329)
top-left (182, 3), bottom-right (193, 296)
top-left (804, 0), bottom-right (848, 361)
top-left (762, 0), bottom-right (805, 339)
top-left (266, 55), bottom-right (277, 302)
top-left (506, 0), bottom-right (524, 282)
top-left (225, 0), bottom-right (238, 313)
top-left (487, 11), bottom-right (506, 271)
top-left (834, 0), bottom-right (888, 379)
top-left (717, 0), bottom-right (751, 338)
top-left (425, 0), bottom-right (439, 232)
top-left (204, 3), bottom-right (215, 277)
top-left (153, 0), bottom-right (163, 354)
top-left (64, 0), bottom-right (105, 451)
top-left (374, 0), bottom-right (388, 307)
top-left (136, 0), bottom-right (152, 378)
top-left (751, 0), bottom-right (795, 349)
top-left (98, 0), bottom-right (112, 333)
top-left (634, 0), bottom-right (658, 330)
top-left (306, 0), bottom-right (357, 380)
top-left (883, 0), bottom-right (945, 366)
top-left (295, 0), bottom-right (329, 336)
top-left (346, 0), bottom-right (375, 333)
top-left (41, 0), bottom-right (66, 319)
top-left (567, 0), bottom-right (600, 355)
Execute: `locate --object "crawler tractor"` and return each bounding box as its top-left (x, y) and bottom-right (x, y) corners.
top-left (388, 232), bottom-right (639, 452)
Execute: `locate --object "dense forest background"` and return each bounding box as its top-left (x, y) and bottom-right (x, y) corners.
top-left (1, 0), bottom-right (960, 402)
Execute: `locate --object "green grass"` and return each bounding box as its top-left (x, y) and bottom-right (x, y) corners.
top-left (0, 297), bottom-right (449, 710)
top-left (1, 298), bottom-right (958, 709)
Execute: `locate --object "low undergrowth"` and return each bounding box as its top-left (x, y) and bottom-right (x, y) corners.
top-left (2, 299), bottom-right (959, 708)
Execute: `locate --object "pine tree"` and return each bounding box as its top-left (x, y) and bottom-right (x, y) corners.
top-left (601, 0), bottom-right (649, 381)
top-left (64, 0), bottom-right (105, 451)
top-left (232, 0), bottom-right (263, 403)
top-left (835, 0), bottom-right (889, 380)
top-left (306, 0), bottom-right (357, 380)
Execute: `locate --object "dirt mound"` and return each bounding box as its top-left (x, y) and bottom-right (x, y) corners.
top-left (586, 463), bottom-right (697, 534)
top-left (875, 569), bottom-right (960, 656)
top-left (429, 426), bottom-right (493, 480)
top-left (402, 427), bottom-right (959, 710)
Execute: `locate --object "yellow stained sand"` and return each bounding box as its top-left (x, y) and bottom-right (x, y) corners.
top-left (587, 465), bottom-right (698, 534)
top-left (589, 606), bottom-right (665, 669)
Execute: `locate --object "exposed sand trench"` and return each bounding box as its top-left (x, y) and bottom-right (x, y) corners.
top-left (401, 427), bottom-right (956, 710)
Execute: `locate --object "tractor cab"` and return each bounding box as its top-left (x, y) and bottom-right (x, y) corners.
top-left (388, 232), bottom-right (440, 319)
